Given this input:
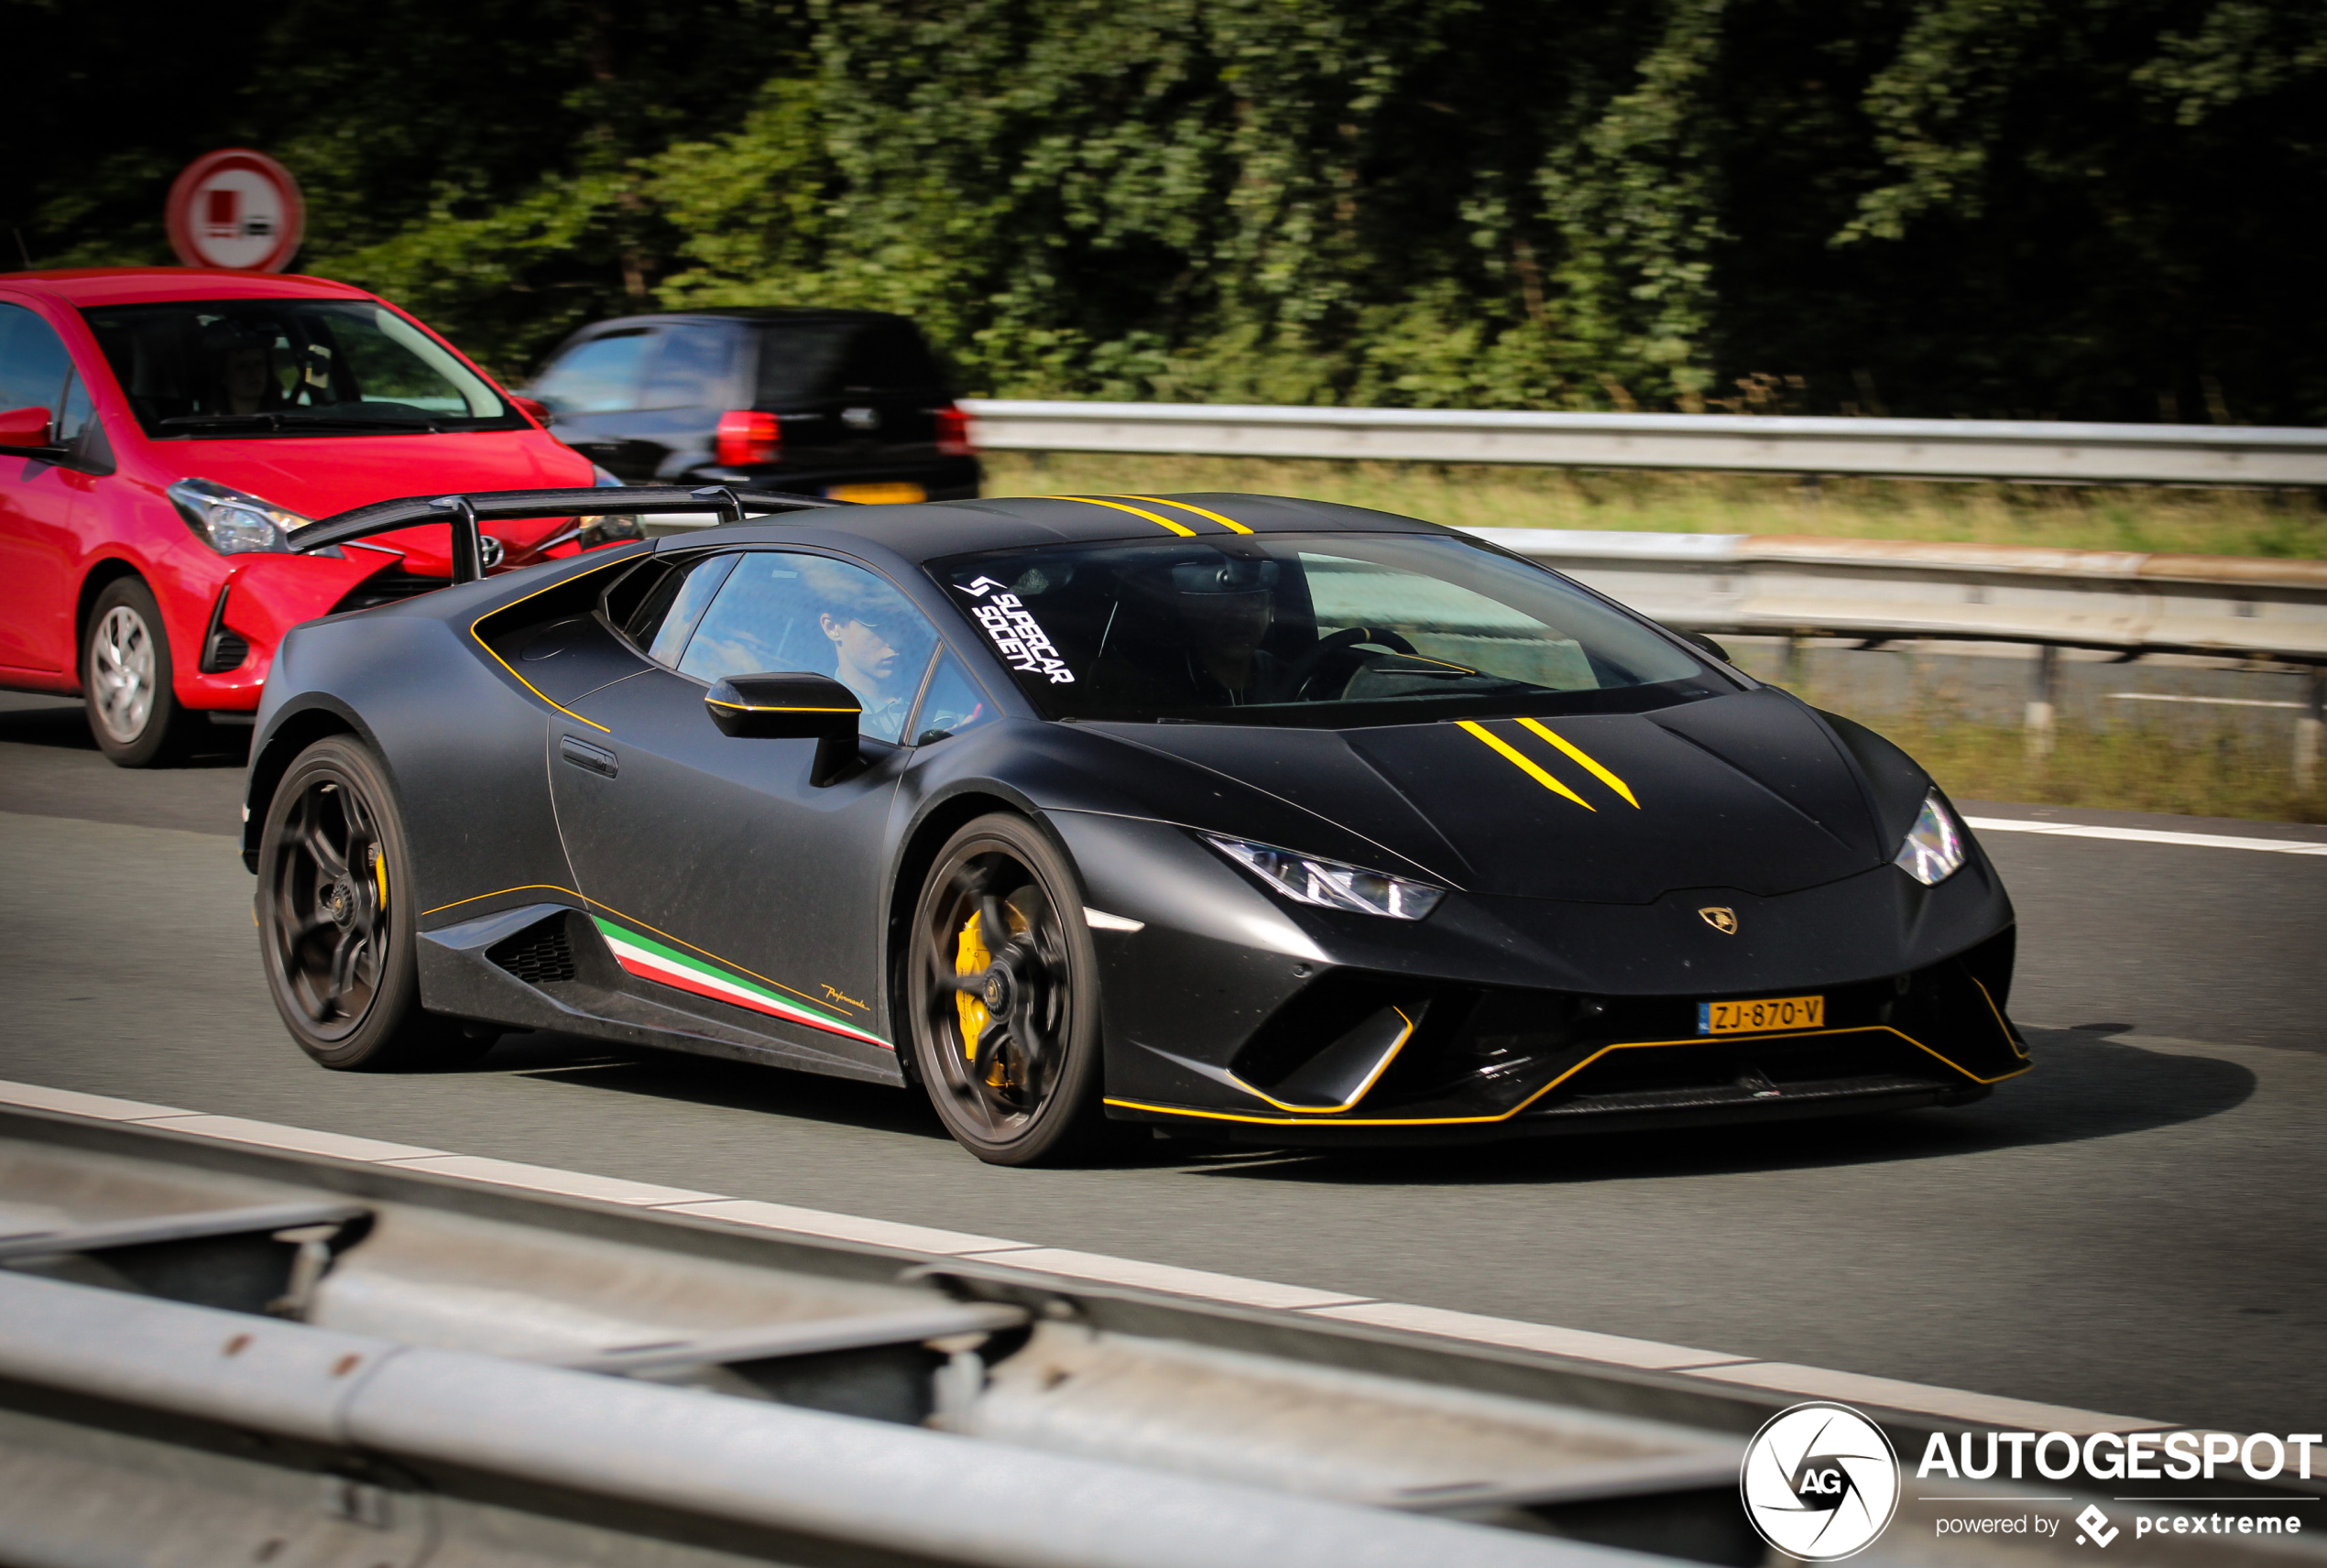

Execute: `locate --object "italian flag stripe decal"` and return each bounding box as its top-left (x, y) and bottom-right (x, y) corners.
top-left (592, 917), bottom-right (890, 1050)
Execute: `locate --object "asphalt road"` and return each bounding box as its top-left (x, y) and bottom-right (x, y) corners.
top-left (2, 691), bottom-right (2322, 1437)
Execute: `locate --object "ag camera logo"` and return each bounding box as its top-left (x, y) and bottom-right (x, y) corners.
top-left (1741, 1401), bottom-right (1902, 1561)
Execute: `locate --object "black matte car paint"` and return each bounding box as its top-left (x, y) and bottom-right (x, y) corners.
top-left (248, 491), bottom-right (2025, 1148)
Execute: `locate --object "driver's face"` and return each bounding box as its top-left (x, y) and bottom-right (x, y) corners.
top-left (1178, 590), bottom-right (1273, 652)
top-left (224, 344), bottom-right (271, 413)
top-left (822, 613), bottom-right (900, 685)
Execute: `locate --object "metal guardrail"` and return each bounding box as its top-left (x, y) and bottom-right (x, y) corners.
top-left (1476, 528), bottom-right (2327, 662)
top-left (1478, 528), bottom-right (2327, 788)
top-left (0, 1109), bottom-right (1742, 1567)
top-left (0, 1276), bottom-right (1635, 1568)
top-left (5, 1104), bottom-right (2323, 1564)
top-left (961, 398), bottom-right (2327, 487)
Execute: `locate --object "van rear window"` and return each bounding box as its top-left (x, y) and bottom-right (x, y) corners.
top-left (756, 321), bottom-right (946, 403)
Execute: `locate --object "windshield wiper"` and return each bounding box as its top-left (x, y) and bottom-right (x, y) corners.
top-left (158, 412), bottom-right (440, 434)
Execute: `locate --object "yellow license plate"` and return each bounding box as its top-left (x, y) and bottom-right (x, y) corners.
top-left (1699, 995), bottom-right (1825, 1035)
top-left (826, 483), bottom-right (926, 505)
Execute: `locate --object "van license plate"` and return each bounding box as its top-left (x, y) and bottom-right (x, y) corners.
top-left (1699, 995), bottom-right (1824, 1034)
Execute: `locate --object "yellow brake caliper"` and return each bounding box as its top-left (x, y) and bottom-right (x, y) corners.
top-left (954, 906), bottom-right (1030, 1086)
top-left (954, 913), bottom-right (992, 1059)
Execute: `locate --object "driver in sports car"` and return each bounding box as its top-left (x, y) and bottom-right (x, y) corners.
top-left (1167, 555), bottom-right (1294, 705)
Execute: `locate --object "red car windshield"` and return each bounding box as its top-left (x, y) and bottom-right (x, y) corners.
top-left (81, 299), bottom-right (520, 439)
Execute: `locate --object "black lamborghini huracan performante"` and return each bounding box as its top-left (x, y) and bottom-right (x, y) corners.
top-left (245, 487), bottom-right (2027, 1164)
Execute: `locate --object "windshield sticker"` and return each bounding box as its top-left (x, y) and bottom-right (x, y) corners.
top-left (958, 577), bottom-right (1076, 684)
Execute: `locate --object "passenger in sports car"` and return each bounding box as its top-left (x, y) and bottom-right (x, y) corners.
top-left (807, 558), bottom-right (922, 735)
top-left (670, 552), bottom-right (935, 742)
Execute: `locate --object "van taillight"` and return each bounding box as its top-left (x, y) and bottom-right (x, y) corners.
top-left (934, 404), bottom-right (975, 458)
top-left (716, 410), bottom-right (781, 467)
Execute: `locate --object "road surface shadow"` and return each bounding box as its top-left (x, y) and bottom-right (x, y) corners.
top-left (455, 1026), bottom-right (2252, 1180)
top-left (0, 696), bottom-right (251, 834)
top-left (481, 1032), bottom-right (961, 1144)
top-left (479, 1031), bottom-right (1212, 1163)
top-left (0, 693), bottom-right (247, 766)
top-left (1174, 1028), bottom-right (2258, 1187)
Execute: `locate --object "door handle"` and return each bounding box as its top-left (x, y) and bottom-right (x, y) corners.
top-left (559, 735), bottom-right (617, 778)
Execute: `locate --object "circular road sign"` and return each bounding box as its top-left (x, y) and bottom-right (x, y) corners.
top-left (166, 149), bottom-right (305, 272)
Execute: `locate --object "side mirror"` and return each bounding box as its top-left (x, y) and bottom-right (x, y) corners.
top-left (0, 405), bottom-right (60, 459)
top-left (1671, 626), bottom-right (1732, 663)
top-left (509, 394), bottom-right (552, 426)
top-left (705, 672), bottom-right (861, 785)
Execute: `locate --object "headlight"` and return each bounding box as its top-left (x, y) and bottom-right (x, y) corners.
top-left (1204, 835), bottom-right (1446, 920)
top-left (167, 478), bottom-right (310, 555)
top-left (1893, 790), bottom-right (1966, 886)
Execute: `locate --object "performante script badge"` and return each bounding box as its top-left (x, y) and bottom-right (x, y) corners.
top-left (1699, 906), bottom-right (1739, 935)
top-left (1740, 1401), bottom-right (1901, 1561)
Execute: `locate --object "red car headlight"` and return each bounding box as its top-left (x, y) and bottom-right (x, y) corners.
top-left (167, 478), bottom-right (311, 555)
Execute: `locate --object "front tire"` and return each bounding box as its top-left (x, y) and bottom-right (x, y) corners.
top-left (83, 578), bottom-right (198, 767)
top-left (905, 813), bottom-right (1114, 1166)
top-left (256, 736), bottom-right (486, 1071)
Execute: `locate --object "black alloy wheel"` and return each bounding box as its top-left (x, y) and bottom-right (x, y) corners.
top-left (256, 736), bottom-right (488, 1071)
top-left (906, 813), bottom-right (1112, 1165)
top-left (82, 577), bottom-right (197, 767)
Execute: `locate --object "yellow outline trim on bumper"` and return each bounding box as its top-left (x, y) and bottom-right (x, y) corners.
top-left (1106, 1022), bottom-right (2030, 1127)
top-left (1971, 975), bottom-right (2031, 1060)
top-left (1223, 1007), bottom-right (1415, 1113)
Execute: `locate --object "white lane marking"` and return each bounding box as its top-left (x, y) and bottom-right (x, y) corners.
top-left (953, 1246), bottom-right (1372, 1311)
top-left (2106, 692), bottom-right (2303, 711)
top-left (661, 1198), bottom-right (1032, 1257)
top-left (136, 1114), bottom-right (445, 1164)
top-left (1682, 1361), bottom-right (2169, 1435)
top-left (0, 1083), bottom-right (188, 1121)
top-left (0, 1078), bottom-right (2171, 1433)
top-left (378, 1154), bottom-right (721, 1207)
top-left (1302, 1301), bottom-right (1748, 1372)
top-left (1966, 816), bottom-right (2327, 855)
top-left (1083, 908), bottom-right (1146, 932)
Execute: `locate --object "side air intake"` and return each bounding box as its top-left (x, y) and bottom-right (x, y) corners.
top-left (487, 921), bottom-right (578, 985)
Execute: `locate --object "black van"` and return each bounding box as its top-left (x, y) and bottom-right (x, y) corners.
top-left (527, 308), bottom-right (979, 503)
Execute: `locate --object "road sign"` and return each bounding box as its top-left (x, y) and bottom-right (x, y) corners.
top-left (165, 149), bottom-right (305, 272)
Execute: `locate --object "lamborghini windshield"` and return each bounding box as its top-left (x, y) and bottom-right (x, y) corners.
top-left (932, 533), bottom-right (1733, 727)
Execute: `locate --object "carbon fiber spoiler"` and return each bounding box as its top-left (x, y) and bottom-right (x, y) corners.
top-left (288, 485), bottom-right (849, 583)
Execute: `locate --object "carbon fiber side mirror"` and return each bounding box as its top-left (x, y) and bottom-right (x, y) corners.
top-left (705, 672), bottom-right (862, 785)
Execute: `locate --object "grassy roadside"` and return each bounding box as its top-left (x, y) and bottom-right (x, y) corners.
top-left (980, 452), bottom-right (2327, 559)
top-left (1808, 709), bottom-right (2325, 825)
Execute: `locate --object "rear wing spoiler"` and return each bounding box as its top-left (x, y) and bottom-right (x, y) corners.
top-left (288, 485), bottom-right (848, 583)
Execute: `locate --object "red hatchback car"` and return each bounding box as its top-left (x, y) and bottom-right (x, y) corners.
top-left (0, 268), bottom-right (603, 764)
